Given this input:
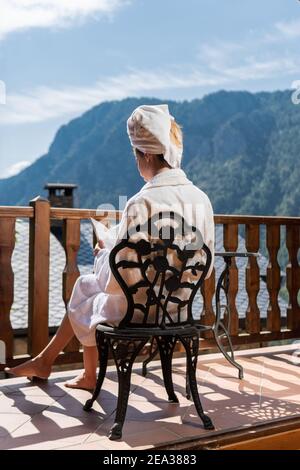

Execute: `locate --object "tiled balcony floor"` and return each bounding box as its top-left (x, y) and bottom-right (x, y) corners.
top-left (1, 344), bottom-right (300, 450)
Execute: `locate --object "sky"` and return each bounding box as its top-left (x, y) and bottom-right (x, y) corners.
top-left (0, 0), bottom-right (300, 178)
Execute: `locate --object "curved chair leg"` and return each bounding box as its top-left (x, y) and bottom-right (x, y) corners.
top-left (142, 338), bottom-right (159, 377)
top-left (215, 257), bottom-right (244, 380)
top-left (185, 357), bottom-right (191, 400)
top-left (84, 331), bottom-right (109, 411)
top-left (156, 336), bottom-right (179, 403)
top-left (180, 333), bottom-right (214, 431)
top-left (109, 337), bottom-right (148, 441)
top-left (213, 323), bottom-right (244, 380)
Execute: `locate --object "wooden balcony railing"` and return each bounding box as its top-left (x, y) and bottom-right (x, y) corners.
top-left (0, 197), bottom-right (299, 369)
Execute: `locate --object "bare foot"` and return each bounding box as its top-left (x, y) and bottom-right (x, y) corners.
top-left (4, 356), bottom-right (51, 380)
top-left (64, 372), bottom-right (96, 391)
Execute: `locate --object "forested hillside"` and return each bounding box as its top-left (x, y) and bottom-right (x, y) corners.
top-left (0, 90), bottom-right (299, 216)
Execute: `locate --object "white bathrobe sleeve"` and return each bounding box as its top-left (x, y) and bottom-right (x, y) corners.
top-left (103, 199), bottom-right (140, 295)
top-left (93, 248), bottom-right (110, 285)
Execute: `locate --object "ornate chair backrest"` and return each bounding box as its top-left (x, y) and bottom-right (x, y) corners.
top-left (109, 211), bottom-right (212, 329)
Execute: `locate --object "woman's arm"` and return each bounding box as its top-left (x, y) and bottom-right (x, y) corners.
top-left (104, 200), bottom-right (144, 295)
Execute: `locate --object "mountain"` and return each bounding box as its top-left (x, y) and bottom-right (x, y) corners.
top-left (0, 90), bottom-right (299, 215)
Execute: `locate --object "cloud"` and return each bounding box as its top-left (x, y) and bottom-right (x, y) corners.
top-left (0, 160), bottom-right (31, 178)
top-left (213, 56), bottom-right (298, 82)
top-left (0, 69), bottom-right (223, 124)
top-left (199, 41), bottom-right (244, 69)
top-left (275, 19), bottom-right (300, 38)
top-left (2, 19), bottom-right (299, 126)
top-left (198, 35), bottom-right (300, 83)
top-left (1, 50), bottom-right (298, 126)
top-left (0, 0), bottom-right (129, 40)
top-left (261, 19), bottom-right (300, 43)
top-left (198, 32), bottom-right (300, 81)
top-left (0, 80), bottom-right (6, 104)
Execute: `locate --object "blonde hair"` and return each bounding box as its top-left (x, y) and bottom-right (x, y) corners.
top-left (170, 120), bottom-right (183, 148)
top-left (133, 120), bottom-right (183, 168)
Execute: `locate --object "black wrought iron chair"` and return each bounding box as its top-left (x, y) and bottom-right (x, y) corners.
top-left (83, 211), bottom-right (215, 440)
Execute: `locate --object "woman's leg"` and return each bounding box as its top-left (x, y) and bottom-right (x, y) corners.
top-left (5, 313), bottom-right (74, 379)
top-left (6, 270), bottom-right (104, 386)
top-left (65, 345), bottom-right (98, 390)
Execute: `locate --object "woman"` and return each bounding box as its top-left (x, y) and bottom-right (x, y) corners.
top-left (5, 104), bottom-right (214, 391)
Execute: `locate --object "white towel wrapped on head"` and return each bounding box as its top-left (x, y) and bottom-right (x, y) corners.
top-left (127, 104), bottom-right (183, 168)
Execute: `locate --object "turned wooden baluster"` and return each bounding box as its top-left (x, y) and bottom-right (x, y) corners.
top-left (200, 267), bottom-right (216, 337)
top-left (245, 224), bottom-right (260, 334)
top-left (286, 224), bottom-right (300, 331)
top-left (223, 224), bottom-right (239, 336)
top-left (63, 218), bottom-right (81, 352)
top-left (0, 218), bottom-right (15, 362)
top-left (266, 225), bottom-right (281, 332)
top-left (28, 197), bottom-right (50, 357)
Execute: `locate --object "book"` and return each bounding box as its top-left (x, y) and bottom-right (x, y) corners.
top-left (90, 218), bottom-right (118, 250)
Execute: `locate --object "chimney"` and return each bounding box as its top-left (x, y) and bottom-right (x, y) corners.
top-left (44, 183), bottom-right (77, 208)
top-left (44, 183), bottom-right (78, 241)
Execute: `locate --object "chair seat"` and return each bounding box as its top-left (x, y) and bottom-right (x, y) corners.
top-left (96, 323), bottom-right (199, 337)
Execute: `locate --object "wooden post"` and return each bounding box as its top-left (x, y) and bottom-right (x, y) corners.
top-left (223, 224), bottom-right (239, 336)
top-left (266, 224), bottom-right (281, 333)
top-left (0, 218), bottom-right (15, 360)
top-left (245, 224), bottom-right (260, 334)
top-left (200, 268), bottom-right (216, 338)
top-left (286, 224), bottom-right (300, 331)
top-left (62, 219), bottom-right (81, 352)
top-left (28, 197), bottom-right (50, 356)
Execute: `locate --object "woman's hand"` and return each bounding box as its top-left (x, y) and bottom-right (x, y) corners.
top-left (93, 239), bottom-right (105, 256)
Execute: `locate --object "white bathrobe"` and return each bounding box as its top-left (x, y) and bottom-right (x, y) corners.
top-left (67, 169), bottom-right (215, 347)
